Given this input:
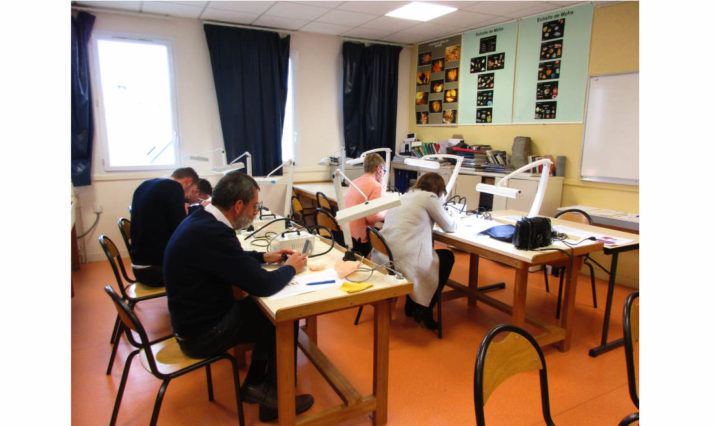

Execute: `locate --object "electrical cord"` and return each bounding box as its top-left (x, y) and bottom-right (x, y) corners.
top-left (343, 260), bottom-right (404, 283)
top-left (76, 211), bottom-right (101, 239)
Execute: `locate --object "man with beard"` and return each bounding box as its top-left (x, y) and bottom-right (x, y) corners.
top-left (163, 171), bottom-right (313, 421)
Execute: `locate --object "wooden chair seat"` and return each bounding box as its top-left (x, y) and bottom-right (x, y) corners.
top-left (128, 282), bottom-right (167, 299)
top-left (140, 337), bottom-right (208, 376)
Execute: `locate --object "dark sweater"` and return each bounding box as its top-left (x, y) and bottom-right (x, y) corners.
top-left (130, 178), bottom-right (187, 265)
top-left (163, 208), bottom-right (295, 338)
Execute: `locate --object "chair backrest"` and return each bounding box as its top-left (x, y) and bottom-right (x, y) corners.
top-left (555, 208), bottom-right (593, 225)
top-left (316, 192), bottom-right (335, 215)
top-left (366, 226), bottom-right (394, 274)
top-left (98, 235), bottom-right (134, 298)
top-left (117, 217), bottom-right (132, 252)
top-left (314, 208), bottom-right (344, 247)
top-left (474, 324), bottom-right (554, 426)
top-left (623, 291), bottom-right (639, 408)
top-left (104, 285), bottom-right (161, 375)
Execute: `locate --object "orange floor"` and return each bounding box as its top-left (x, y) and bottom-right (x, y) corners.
top-left (71, 246), bottom-right (638, 425)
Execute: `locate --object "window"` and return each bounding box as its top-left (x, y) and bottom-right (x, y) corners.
top-left (281, 54), bottom-right (295, 163)
top-left (91, 33), bottom-right (179, 171)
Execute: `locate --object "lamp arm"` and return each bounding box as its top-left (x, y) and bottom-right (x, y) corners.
top-left (228, 151), bottom-right (252, 176)
top-left (422, 154), bottom-right (463, 196)
top-left (527, 159), bottom-right (552, 217)
top-left (267, 159), bottom-right (293, 177)
top-left (496, 158), bottom-right (552, 187)
top-left (333, 169), bottom-right (368, 203)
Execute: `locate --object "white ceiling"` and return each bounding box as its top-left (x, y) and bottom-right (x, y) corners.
top-left (72, 1), bottom-right (616, 45)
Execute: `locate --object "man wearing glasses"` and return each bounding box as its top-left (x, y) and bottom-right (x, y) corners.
top-left (163, 171), bottom-right (314, 421)
top-left (343, 153), bottom-right (388, 256)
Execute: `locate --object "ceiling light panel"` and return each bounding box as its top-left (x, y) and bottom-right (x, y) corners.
top-left (386, 2), bottom-right (457, 22)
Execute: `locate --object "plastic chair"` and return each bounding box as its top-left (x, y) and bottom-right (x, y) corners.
top-left (619, 291), bottom-right (639, 426)
top-left (104, 285), bottom-right (245, 426)
top-left (354, 226), bottom-right (395, 325)
top-left (315, 191), bottom-right (336, 216)
top-left (545, 208), bottom-right (603, 318)
top-left (314, 208), bottom-right (344, 247)
top-left (99, 235), bottom-right (166, 375)
top-left (474, 324), bottom-right (555, 426)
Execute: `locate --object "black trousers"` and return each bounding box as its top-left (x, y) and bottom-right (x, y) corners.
top-left (177, 297), bottom-right (291, 386)
top-left (132, 265), bottom-right (164, 287)
top-left (429, 249), bottom-right (455, 310)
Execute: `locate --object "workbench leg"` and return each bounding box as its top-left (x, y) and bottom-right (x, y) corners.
top-left (589, 253), bottom-right (625, 357)
top-left (373, 300), bottom-right (390, 425)
top-left (276, 321), bottom-right (296, 426)
top-left (512, 266), bottom-right (528, 327)
top-left (559, 256), bottom-right (584, 352)
top-left (305, 316), bottom-right (318, 342)
top-left (468, 253), bottom-right (479, 307)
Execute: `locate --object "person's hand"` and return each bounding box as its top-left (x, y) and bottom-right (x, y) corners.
top-left (284, 252), bottom-right (308, 274)
top-left (263, 249), bottom-right (295, 264)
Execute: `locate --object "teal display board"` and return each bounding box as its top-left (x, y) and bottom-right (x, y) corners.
top-left (513, 3), bottom-right (593, 123)
top-left (458, 21), bottom-right (518, 125)
top-left (415, 35), bottom-right (462, 126)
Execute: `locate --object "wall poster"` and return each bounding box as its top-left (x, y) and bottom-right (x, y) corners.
top-left (513, 3), bottom-right (593, 123)
top-left (457, 22), bottom-right (518, 124)
top-left (415, 35), bottom-right (461, 126)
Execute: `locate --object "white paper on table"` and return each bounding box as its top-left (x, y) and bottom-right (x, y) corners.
top-left (267, 268), bottom-right (340, 300)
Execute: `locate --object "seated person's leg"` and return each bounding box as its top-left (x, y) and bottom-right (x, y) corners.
top-left (133, 265), bottom-right (164, 287)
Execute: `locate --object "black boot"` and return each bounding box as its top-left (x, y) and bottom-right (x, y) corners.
top-left (413, 305), bottom-right (438, 330)
top-left (404, 296), bottom-right (417, 317)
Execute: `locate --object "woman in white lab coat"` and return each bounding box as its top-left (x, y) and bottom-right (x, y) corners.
top-left (370, 172), bottom-right (457, 329)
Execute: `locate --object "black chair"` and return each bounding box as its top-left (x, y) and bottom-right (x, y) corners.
top-left (315, 191), bottom-right (336, 216)
top-left (545, 208), bottom-right (604, 318)
top-left (474, 324), bottom-right (555, 426)
top-left (99, 235), bottom-right (166, 375)
top-left (104, 285), bottom-right (245, 426)
top-left (354, 226), bottom-right (394, 326)
top-left (619, 291), bottom-right (639, 426)
top-left (117, 218), bottom-right (134, 273)
top-left (313, 208), bottom-right (344, 247)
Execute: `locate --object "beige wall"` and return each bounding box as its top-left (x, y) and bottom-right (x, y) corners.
top-left (406, 2), bottom-right (639, 287)
top-left (74, 12), bottom-right (412, 262)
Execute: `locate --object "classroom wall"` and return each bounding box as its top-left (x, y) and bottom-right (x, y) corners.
top-left (73, 11), bottom-right (412, 263)
top-left (406, 2), bottom-right (639, 287)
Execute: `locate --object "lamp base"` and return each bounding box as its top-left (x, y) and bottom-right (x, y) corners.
top-left (342, 250), bottom-right (358, 261)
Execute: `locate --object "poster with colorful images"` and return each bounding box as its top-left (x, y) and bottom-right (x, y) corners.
top-left (416, 35), bottom-right (461, 125)
top-left (513, 3), bottom-right (593, 123)
top-left (458, 21), bottom-right (518, 124)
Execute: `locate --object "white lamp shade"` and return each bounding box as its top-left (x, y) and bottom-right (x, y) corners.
top-left (334, 192), bottom-right (401, 225)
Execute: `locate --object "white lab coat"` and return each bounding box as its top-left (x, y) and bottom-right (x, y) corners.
top-left (370, 190), bottom-right (457, 307)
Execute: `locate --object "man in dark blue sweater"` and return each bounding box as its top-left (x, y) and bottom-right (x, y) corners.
top-left (130, 167), bottom-right (199, 286)
top-left (163, 171), bottom-right (313, 421)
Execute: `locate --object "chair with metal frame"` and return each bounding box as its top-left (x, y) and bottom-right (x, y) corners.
top-left (99, 235), bottom-right (167, 375)
top-left (315, 191), bottom-right (336, 216)
top-left (545, 208), bottom-right (603, 318)
top-left (474, 324), bottom-right (555, 426)
top-left (291, 196), bottom-right (315, 228)
top-left (353, 226), bottom-right (393, 325)
top-left (104, 285), bottom-right (245, 426)
top-left (117, 217), bottom-right (133, 264)
top-left (619, 291), bottom-right (639, 426)
top-left (314, 208), bottom-right (344, 247)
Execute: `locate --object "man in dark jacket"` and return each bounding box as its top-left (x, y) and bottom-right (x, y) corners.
top-left (129, 167), bottom-right (199, 286)
top-left (163, 171), bottom-right (313, 421)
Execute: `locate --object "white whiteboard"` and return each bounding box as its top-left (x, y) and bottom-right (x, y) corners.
top-left (580, 73), bottom-right (639, 185)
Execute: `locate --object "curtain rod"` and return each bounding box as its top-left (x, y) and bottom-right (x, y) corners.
top-left (341, 37), bottom-right (411, 48)
top-left (71, 5), bottom-right (172, 21)
top-left (201, 20), bottom-right (296, 35)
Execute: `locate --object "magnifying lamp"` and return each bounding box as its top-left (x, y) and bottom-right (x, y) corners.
top-left (253, 159), bottom-right (295, 218)
top-left (404, 153), bottom-right (463, 196)
top-left (476, 158), bottom-right (553, 217)
top-left (213, 151), bottom-right (252, 175)
top-left (332, 169), bottom-right (401, 260)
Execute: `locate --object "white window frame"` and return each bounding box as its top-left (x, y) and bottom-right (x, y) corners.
top-left (282, 49), bottom-right (298, 164)
top-left (89, 31), bottom-right (182, 172)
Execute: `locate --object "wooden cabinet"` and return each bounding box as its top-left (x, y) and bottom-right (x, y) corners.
top-left (454, 171), bottom-right (563, 216)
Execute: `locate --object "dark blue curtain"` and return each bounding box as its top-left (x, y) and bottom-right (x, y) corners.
top-left (342, 42), bottom-right (402, 159)
top-left (204, 24), bottom-right (290, 176)
top-left (71, 12), bottom-right (95, 186)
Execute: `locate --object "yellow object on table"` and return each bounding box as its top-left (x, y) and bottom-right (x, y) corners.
top-left (339, 282), bottom-right (373, 293)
